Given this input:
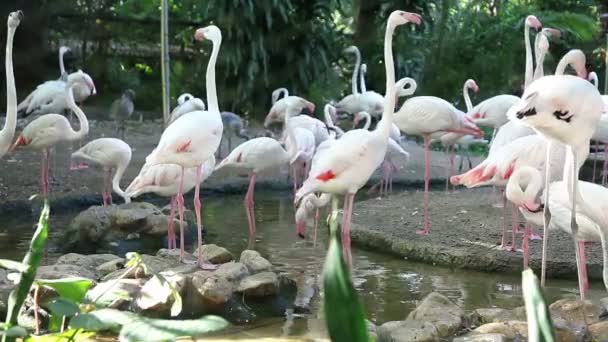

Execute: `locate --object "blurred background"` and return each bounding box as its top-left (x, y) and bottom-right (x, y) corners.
top-left (0, 0), bottom-right (604, 119)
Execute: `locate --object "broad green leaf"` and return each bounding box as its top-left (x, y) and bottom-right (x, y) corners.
top-left (118, 316), bottom-right (229, 342)
top-left (24, 329), bottom-right (95, 342)
top-left (2, 326), bottom-right (27, 338)
top-left (0, 260), bottom-right (28, 273)
top-left (46, 298), bottom-right (80, 317)
top-left (323, 197), bottom-right (369, 342)
top-left (3, 202), bottom-right (49, 342)
top-left (69, 309), bottom-right (137, 333)
top-left (522, 269), bottom-right (555, 342)
top-left (35, 278), bottom-right (93, 303)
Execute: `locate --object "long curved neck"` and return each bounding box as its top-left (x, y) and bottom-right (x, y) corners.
top-left (284, 110), bottom-right (299, 162)
top-left (377, 21), bottom-right (398, 139)
top-left (206, 37), bottom-right (221, 113)
top-left (359, 65), bottom-right (367, 93)
top-left (0, 25), bottom-right (17, 151)
top-left (362, 112), bottom-right (371, 130)
top-left (351, 48), bottom-right (361, 94)
top-left (281, 88), bottom-right (289, 99)
top-left (112, 162), bottom-right (131, 203)
top-left (59, 49), bottom-right (67, 79)
top-left (463, 84), bottom-right (473, 112)
top-left (555, 54), bottom-right (572, 75)
top-left (533, 35), bottom-right (545, 80)
top-left (66, 88), bottom-right (89, 140)
top-left (311, 193), bottom-right (331, 207)
top-left (524, 22), bottom-right (534, 89)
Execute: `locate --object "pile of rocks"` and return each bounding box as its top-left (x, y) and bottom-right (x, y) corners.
top-left (369, 292), bottom-right (608, 342)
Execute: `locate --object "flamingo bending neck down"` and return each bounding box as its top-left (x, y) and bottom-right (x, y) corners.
top-left (295, 193), bottom-right (331, 240)
top-left (71, 138), bottom-right (132, 205)
top-left (144, 25), bottom-right (223, 268)
top-left (344, 46), bottom-right (362, 95)
top-left (295, 10), bottom-right (421, 265)
top-left (59, 46), bottom-right (70, 81)
top-left (12, 85), bottom-right (89, 199)
top-left (0, 11), bottom-right (21, 160)
top-left (271, 88), bottom-right (289, 105)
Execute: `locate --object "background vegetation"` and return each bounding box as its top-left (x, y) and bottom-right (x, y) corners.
top-left (0, 0), bottom-right (605, 119)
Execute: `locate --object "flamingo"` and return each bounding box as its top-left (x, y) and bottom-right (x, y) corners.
top-left (295, 10), bottom-right (422, 264)
top-left (264, 95), bottom-right (315, 128)
top-left (220, 111), bottom-right (250, 157)
top-left (125, 157), bottom-right (215, 251)
top-left (533, 28), bottom-right (561, 80)
top-left (295, 193), bottom-right (331, 240)
top-left (169, 94), bottom-right (205, 125)
top-left (285, 116), bottom-right (316, 192)
top-left (454, 135), bottom-right (489, 172)
top-left (58, 46), bottom-right (70, 81)
top-left (144, 25), bottom-right (223, 268)
top-left (507, 71), bottom-right (605, 299)
top-left (70, 138), bottom-right (132, 205)
top-left (0, 11), bottom-right (21, 160)
top-left (592, 113), bottom-right (608, 185)
top-left (11, 85), bottom-right (89, 199)
top-left (110, 89), bottom-right (136, 139)
top-left (524, 15), bottom-right (542, 89)
top-left (271, 87), bottom-right (289, 105)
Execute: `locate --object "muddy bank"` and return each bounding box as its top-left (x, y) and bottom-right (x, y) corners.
top-left (350, 187), bottom-right (603, 281)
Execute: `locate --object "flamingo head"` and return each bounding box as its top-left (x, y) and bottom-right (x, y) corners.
top-left (525, 15), bottom-right (542, 31)
top-left (124, 89), bottom-right (136, 101)
top-left (194, 25), bottom-right (221, 43)
top-left (343, 45), bottom-right (359, 54)
top-left (389, 11), bottom-right (422, 27)
top-left (177, 93), bottom-right (194, 106)
top-left (466, 79), bottom-right (479, 93)
top-left (59, 46), bottom-right (71, 56)
top-left (8, 11), bottom-right (23, 28)
top-left (301, 99), bottom-right (316, 114)
top-left (542, 28), bottom-right (561, 39)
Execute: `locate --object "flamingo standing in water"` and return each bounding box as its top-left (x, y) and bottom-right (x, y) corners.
top-left (295, 193), bottom-right (331, 240)
top-left (70, 138), bottom-right (132, 205)
top-left (0, 11), bottom-right (21, 160)
top-left (296, 10), bottom-right (421, 264)
top-left (12, 85), bottom-right (89, 199)
top-left (126, 157), bottom-right (215, 250)
top-left (145, 25), bottom-right (223, 268)
top-left (508, 71), bottom-right (607, 300)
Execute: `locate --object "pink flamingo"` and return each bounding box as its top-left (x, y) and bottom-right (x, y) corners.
top-left (295, 10), bottom-right (422, 264)
top-left (295, 192), bottom-right (331, 240)
top-left (70, 138), bottom-right (132, 205)
top-left (144, 25), bottom-right (223, 268)
top-left (0, 11), bottom-right (20, 160)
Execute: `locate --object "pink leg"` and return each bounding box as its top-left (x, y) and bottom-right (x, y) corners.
top-left (194, 165), bottom-right (216, 270)
top-left (341, 193), bottom-right (355, 267)
top-left (575, 241), bottom-right (588, 300)
top-left (500, 190), bottom-right (510, 250)
top-left (593, 140), bottom-right (599, 183)
top-left (107, 169), bottom-right (113, 205)
top-left (313, 208), bottom-right (319, 247)
top-left (177, 168), bottom-right (186, 261)
top-left (102, 170), bottom-right (110, 206)
top-left (417, 135), bottom-right (431, 235)
top-left (579, 241), bottom-right (589, 294)
top-left (510, 205), bottom-right (522, 252)
top-left (523, 223), bottom-right (530, 269)
top-left (168, 196), bottom-right (176, 249)
top-left (449, 150), bottom-right (455, 192)
top-left (41, 149), bottom-right (50, 199)
top-left (244, 173), bottom-right (257, 235)
top-left (445, 146), bottom-right (450, 193)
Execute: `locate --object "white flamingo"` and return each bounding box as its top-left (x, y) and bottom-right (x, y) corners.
top-left (295, 10), bottom-right (421, 264)
top-left (295, 193), bottom-right (331, 240)
top-left (271, 87), bottom-right (289, 105)
top-left (144, 25), bottom-right (223, 268)
top-left (11, 85), bottom-right (89, 199)
top-left (70, 138), bottom-right (132, 205)
top-left (169, 94), bottom-right (205, 125)
top-left (58, 46), bottom-right (70, 81)
top-left (0, 11), bottom-right (20, 160)
top-left (264, 95), bottom-right (315, 128)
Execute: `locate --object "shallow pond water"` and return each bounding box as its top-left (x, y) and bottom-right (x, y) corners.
top-left (0, 190), bottom-right (605, 339)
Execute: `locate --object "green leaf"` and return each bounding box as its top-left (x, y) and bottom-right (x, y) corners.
top-left (69, 309), bottom-right (137, 333)
top-left (46, 298), bottom-right (80, 317)
top-left (3, 201), bottom-right (50, 342)
top-left (35, 278), bottom-right (93, 303)
top-left (0, 260), bottom-right (28, 273)
top-left (522, 269), bottom-right (555, 342)
top-left (118, 316), bottom-right (229, 342)
top-left (3, 326), bottom-right (27, 338)
top-left (24, 329), bottom-right (95, 342)
top-left (323, 196), bottom-right (369, 342)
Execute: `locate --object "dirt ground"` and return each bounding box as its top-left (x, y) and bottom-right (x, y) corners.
top-left (350, 187), bottom-right (603, 281)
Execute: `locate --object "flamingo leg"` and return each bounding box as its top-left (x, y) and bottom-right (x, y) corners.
top-left (167, 196), bottom-right (176, 249)
top-left (500, 191), bottom-right (510, 250)
top-left (194, 165), bottom-right (215, 270)
top-left (107, 169), bottom-right (113, 205)
top-left (244, 173), bottom-right (257, 235)
top-left (177, 168), bottom-right (186, 261)
top-left (510, 205), bottom-right (522, 252)
top-left (593, 140), bottom-right (599, 183)
top-left (341, 193), bottom-right (355, 267)
top-left (578, 241), bottom-right (589, 294)
top-left (603, 144), bottom-right (608, 186)
top-left (523, 223), bottom-right (530, 269)
top-left (541, 141), bottom-right (553, 288)
top-left (313, 208), bottom-right (319, 247)
top-left (445, 145), bottom-right (450, 193)
top-left (417, 135), bottom-right (431, 235)
top-left (575, 240), bottom-right (586, 301)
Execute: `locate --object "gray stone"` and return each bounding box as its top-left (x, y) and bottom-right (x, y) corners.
top-left (239, 250), bottom-right (272, 273)
top-left (36, 264), bottom-right (96, 281)
top-left (549, 298), bottom-right (600, 326)
top-left (55, 253), bottom-right (122, 271)
top-left (589, 321), bottom-right (608, 340)
top-left (473, 321), bottom-right (576, 342)
top-left (101, 254), bottom-right (179, 281)
top-left (194, 244), bottom-right (233, 264)
top-left (378, 320), bottom-right (439, 342)
top-left (156, 248), bottom-right (198, 264)
top-left (472, 308), bottom-right (516, 324)
top-left (237, 272), bottom-right (278, 297)
top-left (215, 262), bottom-right (249, 282)
top-left (453, 333), bottom-right (507, 342)
top-left (95, 258), bottom-right (126, 277)
top-left (85, 279), bottom-right (145, 309)
top-left (407, 292), bottom-right (465, 337)
top-left (190, 272), bottom-right (233, 306)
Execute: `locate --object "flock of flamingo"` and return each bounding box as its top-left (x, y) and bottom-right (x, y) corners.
top-left (1, 8), bottom-right (608, 299)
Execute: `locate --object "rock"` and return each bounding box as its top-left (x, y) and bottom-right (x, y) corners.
top-left (473, 321), bottom-right (576, 342)
top-left (85, 279), bottom-right (145, 309)
top-left (36, 264), bottom-right (96, 281)
top-left (215, 262), bottom-right (249, 282)
top-left (377, 320), bottom-right (439, 342)
top-left (95, 258), bottom-right (125, 277)
top-left (101, 254), bottom-right (179, 281)
top-left (239, 250), bottom-right (272, 273)
top-left (453, 333), bottom-right (507, 342)
top-left (194, 244), bottom-right (233, 264)
top-left (190, 272), bottom-right (233, 306)
top-left (472, 308), bottom-right (517, 324)
top-left (56, 253), bottom-right (122, 271)
top-left (366, 320), bottom-right (378, 341)
top-left (135, 274), bottom-right (188, 316)
top-left (407, 292), bottom-right (465, 337)
top-left (589, 321), bottom-right (608, 340)
top-left (156, 248), bottom-right (198, 264)
top-left (549, 298), bottom-right (599, 325)
top-left (237, 272), bottom-right (279, 297)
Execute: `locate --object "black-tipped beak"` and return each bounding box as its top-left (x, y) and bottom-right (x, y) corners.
top-left (297, 232), bottom-right (305, 239)
top-left (17, 11), bottom-right (24, 21)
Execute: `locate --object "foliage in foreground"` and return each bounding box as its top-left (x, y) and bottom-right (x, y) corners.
top-left (0, 203), bottom-right (228, 342)
top-left (522, 269), bottom-right (555, 342)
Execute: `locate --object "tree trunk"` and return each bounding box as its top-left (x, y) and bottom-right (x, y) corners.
top-left (160, 0), bottom-right (171, 126)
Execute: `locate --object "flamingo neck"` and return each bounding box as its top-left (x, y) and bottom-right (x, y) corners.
top-left (524, 22), bottom-right (534, 89)
top-left (555, 54), bottom-right (573, 76)
top-left (66, 88), bottom-right (89, 141)
top-left (284, 109), bottom-right (299, 163)
top-left (206, 36), bottom-right (221, 113)
top-left (533, 34), bottom-right (545, 80)
top-left (361, 112), bottom-right (371, 130)
top-left (463, 84), bottom-right (473, 112)
top-left (384, 23), bottom-right (397, 95)
top-left (59, 49), bottom-right (67, 80)
top-left (112, 162), bottom-right (131, 203)
top-left (351, 48), bottom-right (361, 95)
top-left (0, 25), bottom-right (17, 152)
top-left (310, 193), bottom-right (331, 207)
top-left (360, 65), bottom-right (367, 93)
